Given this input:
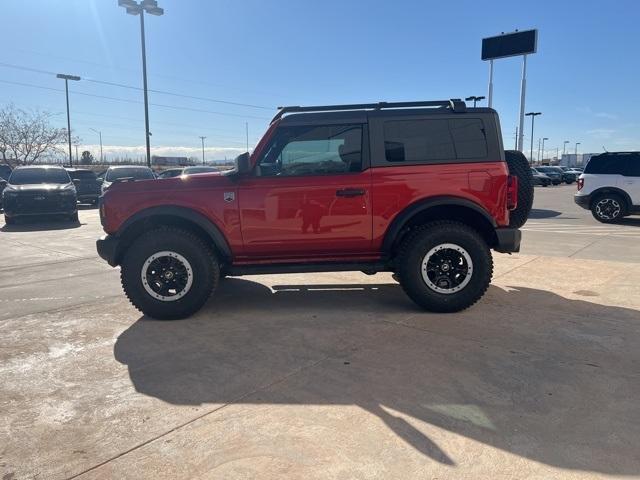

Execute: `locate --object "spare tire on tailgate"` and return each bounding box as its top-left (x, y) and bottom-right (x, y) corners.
top-left (504, 150), bottom-right (534, 229)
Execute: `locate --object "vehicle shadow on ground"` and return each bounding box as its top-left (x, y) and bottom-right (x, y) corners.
top-left (114, 279), bottom-right (640, 475)
top-left (617, 217), bottom-right (640, 227)
top-left (528, 208), bottom-right (563, 219)
top-left (1, 217), bottom-right (82, 232)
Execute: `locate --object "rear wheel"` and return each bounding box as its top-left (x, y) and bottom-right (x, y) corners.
top-left (120, 227), bottom-right (219, 319)
top-left (396, 221), bottom-right (493, 313)
top-left (504, 150), bottom-right (534, 228)
top-left (591, 194), bottom-right (625, 223)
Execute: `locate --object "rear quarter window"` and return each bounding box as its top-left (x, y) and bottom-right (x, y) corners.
top-left (382, 118), bottom-right (488, 164)
top-left (584, 155), bottom-right (625, 175)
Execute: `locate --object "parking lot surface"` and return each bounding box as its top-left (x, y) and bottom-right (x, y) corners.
top-left (1, 186), bottom-right (640, 479)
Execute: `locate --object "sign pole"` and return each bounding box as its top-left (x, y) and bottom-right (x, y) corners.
top-left (488, 60), bottom-right (494, 108)
top-left (517, 54), bottom-right (527, 151)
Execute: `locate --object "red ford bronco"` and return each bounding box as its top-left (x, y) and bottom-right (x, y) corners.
top-left (97, 99), bottom-right (533, 319)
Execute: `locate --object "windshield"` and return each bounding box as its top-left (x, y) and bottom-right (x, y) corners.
top-left (183, 167), bottom-right (218, 175)
top-left (69, 170), bottom-right (97, 180)
top-left (106, 167), bottom-right (154, 182)
top-left (0, 165), bottom-right (12, 180)
top-left (9, 168), bottom-right (71, 185)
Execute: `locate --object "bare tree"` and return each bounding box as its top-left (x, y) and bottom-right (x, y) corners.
top-left (0, 104), bottom-right (68, 168)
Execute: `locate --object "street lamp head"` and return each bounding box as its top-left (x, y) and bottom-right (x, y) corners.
top-left (543, 137), bottom-right (549, 140)
top-left (145, 6), bottom-right (164, 15)
top-left (126, 5), bottom-right (143, 14)
top-left (118, 0), bottom-right (138, 6)
top-left (56, 73), bottom-right (81, 81)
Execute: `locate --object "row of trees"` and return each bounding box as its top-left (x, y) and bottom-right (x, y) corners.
top-left (0, 104), bottom-right (72, 168)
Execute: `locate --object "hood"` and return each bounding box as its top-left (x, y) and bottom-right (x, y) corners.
top-left (107, 171), bottom-right (231, 193)
top-left (7, 183), bottom-right (74, 192)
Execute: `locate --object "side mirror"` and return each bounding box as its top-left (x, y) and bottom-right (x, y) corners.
top-left (235, 152), bottom-right (251, 174)
top-left (97, 177), bottom-right (104, 184)
top-left (73, 179), bottom-right (81, 186)
top-left (0, 178), bottom-right (7, 187)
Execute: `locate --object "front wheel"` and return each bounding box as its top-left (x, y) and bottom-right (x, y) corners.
top-left (591, 194), bottom-right (625, 223)
top-left (396, 221), bottom-right (493, 313)
top-left (120, 227), bottom-right (219, 319)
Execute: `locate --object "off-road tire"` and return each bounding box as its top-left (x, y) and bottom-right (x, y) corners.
top-left (120, 227), bottom-right (219, 320)
top-left (396, 221), bottom-right (493, 313)
top-left (591, 193), bottom-right (626, 224)
top-left (504, 150), bottom-right (534, 228)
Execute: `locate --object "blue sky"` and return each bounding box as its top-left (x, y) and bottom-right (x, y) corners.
top-left (1, 0), bottom-right (638, 161)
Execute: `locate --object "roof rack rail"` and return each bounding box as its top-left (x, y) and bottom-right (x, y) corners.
top-left (271, 98), bottom-right (467, 123)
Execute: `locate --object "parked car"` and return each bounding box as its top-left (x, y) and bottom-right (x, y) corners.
top-left (534, 166), bottom-right (563, 185)
top-left (531, 168), bottom-right (551, 186)
top-left (574, 151), bottom-right (640, 223)
top-left (0, 164), bottom-right (12, 209)
top-left (3, 166), bottom-right (78, 224)
top-left (157, 168), bottom-right (184, 179)
top-left (182, 166), bottom-right (219, 175)
top-left (66, 168), bottom-right (101, 204)
top-left (97, 98), bottom-right (533, 320)
top-left (100, 165), bottom-right (155, 194)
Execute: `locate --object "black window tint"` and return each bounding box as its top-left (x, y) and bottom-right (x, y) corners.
top-left (70, 171), bottom-right (96, 180)
top-left (623, 155), bottom-right (640, 177)
top-left (584, 155), bottom-right (624, 174)
top-left (9, 168), bottom-right (70, 185)
top-left (383, 118), bottom-right (487, 163)
top-left (258, 124), bottom-right (362, 177)
top-left (449, 119), bottom-right (488, 158)
top-left (384, 119), bottom-right (454, 162)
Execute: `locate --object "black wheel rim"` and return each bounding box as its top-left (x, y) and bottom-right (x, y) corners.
top-left (421, 243), bottom-right (473, 294)
top-left (141, 251), bottom-right (193, 301)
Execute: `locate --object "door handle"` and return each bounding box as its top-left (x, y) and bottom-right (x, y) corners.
top-left (336, 188), bottom-right (365, 197)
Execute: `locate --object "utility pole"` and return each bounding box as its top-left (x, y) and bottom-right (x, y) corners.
top-left (575, 142), bottom-right (581, 165)
top-left (537, 138), bottom-right (541, 163)
top-left (199, 136), bottom-right (206, 165)
top-left (56, 73), bottom-right (81, 167)
top-left (541, 137), bottom-right (548, 163)
top-left (525, 112), bottom-right (541, 164)
top-left (90, 128), bottom-right (103, 163)
top-left (514, 127), bottom-right (518, 150)
top-left (118, 0), bottom-right (164, 168)
top-left (465, 96), bottom-right (485, 107)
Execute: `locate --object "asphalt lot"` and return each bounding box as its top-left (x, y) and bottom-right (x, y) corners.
top-left (1, 185), bottom-right (640, 479)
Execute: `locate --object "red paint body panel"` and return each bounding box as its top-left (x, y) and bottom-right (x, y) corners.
top-left (101, 159), bottom-right (509, 264)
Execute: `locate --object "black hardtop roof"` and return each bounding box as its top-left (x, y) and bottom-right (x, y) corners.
top-left (273, 99), bottom-right (497, 124)
top-left (591, 151), bottom-right (639, 158)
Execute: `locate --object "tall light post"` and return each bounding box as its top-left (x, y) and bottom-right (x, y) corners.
top-left (56, 73), bottom-right (81, 167)
top-left (465, 96), bottom-right (485, 107)
top-left (575, 142), bottom-right (581, 165)
top-left (525, 112), bottom-right (541, 164)
top-left (118, 0), bottom-right (164, 168)
top-left (563, 140), bottom-right (570, 157)
top-left (199, 136), bottom-right (206, 165)
top-left (89, 128), bottom-right (103, 164)
top-left (541, 137), bottom-right (549, 163)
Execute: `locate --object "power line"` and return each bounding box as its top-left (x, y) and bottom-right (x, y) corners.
top-left (0, 79), bottom-right (271, 120)
top-left (0, 61), bottom-right (274, 110)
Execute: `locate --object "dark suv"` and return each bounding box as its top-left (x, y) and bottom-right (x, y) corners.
top-left (66, 168), bottom-right (101, 204)
top-left (3, 166), bottom-right (78, 224)
top-left (97, 99), bottom-right (533, 319)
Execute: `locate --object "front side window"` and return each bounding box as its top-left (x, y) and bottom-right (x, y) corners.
top-left (623, 155), bottom-right (640, 177)
top-left (106, 168), bottom-right (154, 181)
top-left (257, 124), bottom-right (363, 177)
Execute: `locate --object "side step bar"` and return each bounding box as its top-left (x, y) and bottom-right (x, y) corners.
top-left (227, 261), bottom-right (390, 276)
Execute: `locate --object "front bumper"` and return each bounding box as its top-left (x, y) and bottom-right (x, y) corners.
top-left (3, 193), bottom-right (77, 217)
top-left (494, 228), bottom-right (521, 253)
top-left (574, 193), bottom-right (591, 209)
top-left (96, 235), bottom-right (119, 267)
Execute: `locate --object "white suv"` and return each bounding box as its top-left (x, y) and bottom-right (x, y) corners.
top-left (574, 152), bottom-right (640, 223)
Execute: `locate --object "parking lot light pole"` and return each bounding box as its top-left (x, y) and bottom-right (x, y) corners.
top-left (56, 73), bottom-right (81, 167)
top-left (541, 137), bottom-right (549, 163)
top-left (563, 140), bottom-right (570, 157)
top-left (465, 96), bottom-right (485, 107)
top-left (525, 112), bottom-right (541, 164)
top-left (575, 142), bottom-right (581, 165)
top-left (118, 0), bottom-right (164, 168)
top-left (199, 136), bottom-right (206, 165)
top-left (89, 128), bottom-right (103, 163)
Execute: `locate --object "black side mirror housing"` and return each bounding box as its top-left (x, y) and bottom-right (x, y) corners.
top-left (235, 152), bottom-right (251, 174)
